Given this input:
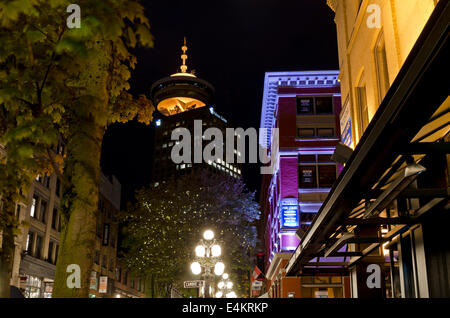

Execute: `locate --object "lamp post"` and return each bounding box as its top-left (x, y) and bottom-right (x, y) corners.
top-left (216, 273), bottom-right (236, 298)
top-left (190, 230), bottom-right (224, 298)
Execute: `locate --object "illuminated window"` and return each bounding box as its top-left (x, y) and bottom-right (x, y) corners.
top-left (375, 32), bottom-right (390, 102)
top-left (297, 97), bottom-right (313, 114)
top-left (30, 196), bottom-right (37, 218)
top-left (299, 166), bottom-right (317, 187)
top-left (356, 85), bottom-right (369, 135)
top-left (26, 232), bottom-right (34, 254)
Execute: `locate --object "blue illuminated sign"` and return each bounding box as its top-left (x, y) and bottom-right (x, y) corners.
top-left (281, 199), bottom-right (299, 228)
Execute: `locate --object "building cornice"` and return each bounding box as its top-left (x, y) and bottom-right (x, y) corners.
top-left (327, 0), bottom-right (338, 12)
top-left (259, 70), bottom-right (340, 149)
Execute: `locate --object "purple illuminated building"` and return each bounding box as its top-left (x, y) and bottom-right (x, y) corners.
top-left (259, 71), bottom-right (342, 270)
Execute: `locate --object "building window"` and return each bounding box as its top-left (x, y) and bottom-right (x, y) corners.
top-left (299, 155), bottom-right (337, 189)
top-left (318, 165), bottom-right (337, 187)
top-left (39, 200), bottom-right (47, 224)
top-left (48, 241), bottom-right (54, 263)
top-left (102, 255), bottom-right (107, 268)
top-left (116, 267), bottom-right (122, 282)
top-left (375, 32), bottom-right (390, 103)
top-left (315, 97), bottom-right (333, 114)
top-left (94, 251), bottom-right (100, 265)
top-left (102, 223), bottom-right (110, 246)
top-left (26, 232), bottom-right (34, 254)
top-left (43, 176), bottom-right (50, 189)
top-left (56, 177), bottom-right (61, 197)
top-left (299, 166), bottom-right (317, 188)
top-left (299, 154), bottom-right (316, 163)
top-left (296, 97), bottom-right (313, 114)
top-left (51, 208), bottom-right (58, 230)
top-left (356, 85), bottom-right (369, 136)
top-left (109, 259), bottom-right (114, 272)
top-left (96, 218), bottom-right (102, 238)
top-left (35, 235), bottom-right (43, 259)
top-left (298, 128), bottom-right (315, 138)
top-left (317, 128), bottom-right (334, 137)
top-left (130, 279), bottom-right (135, 289)
top-left (297, 96), bottom-right (333, 114)
top-left (318, 154), bottom-right (333, 162)
top-left (123, 271), bottom-right (128, 285)
top-left (30, 195), bottom-right (38, 218)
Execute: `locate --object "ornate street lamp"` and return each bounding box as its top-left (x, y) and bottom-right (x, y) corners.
top-left (216, 273), bottom-right (235, 298)
top-left (190, 230), bottom-right (224, 298)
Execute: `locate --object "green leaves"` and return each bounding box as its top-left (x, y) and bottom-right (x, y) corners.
top-left (54, 38), bottom-right (87, 57)
top-left (26, 30), bottom-right (46, 43)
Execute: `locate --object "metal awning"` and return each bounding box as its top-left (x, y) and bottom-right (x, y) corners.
top-left (286, 0), bottom-right (450, 275)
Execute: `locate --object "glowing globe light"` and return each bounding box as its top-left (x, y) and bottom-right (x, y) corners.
top-left (216, 291), bottom-right (223, 298)
top-left (222, 273), bottom-right (229, 280)
top-left (214, 262), bottom-right (225, 275)
top-left (211, 245), bottom-right (221, 257)
top-left (195, 245), bottom-right (206, 257)
top-left (191, 262), bottom-right (201, 275)
top-left (203, 230), bottom-right (214, 240)
top-left (227, 282), bottom-right (233, 289)
top-left (226, 291), bottom-right (237, 298)
top-left (218, 281), bottom-right (225, 289)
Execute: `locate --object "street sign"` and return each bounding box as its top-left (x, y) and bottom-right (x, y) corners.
top-left (184, 280), bottom-right (204, 288)
top-left (253, 280), bottom-right (262, 286)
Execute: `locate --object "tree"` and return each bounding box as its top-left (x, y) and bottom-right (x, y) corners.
top-left (120, 170), bottom-right (260, 298)
top-left (0, 0), bottom-right (153, 297)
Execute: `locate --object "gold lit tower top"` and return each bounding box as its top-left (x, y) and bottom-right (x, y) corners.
top-left (150, 37), bottom-right (215, 116)
top-left (180, 37), bottom-right (188, 73)
top-left (172, 37), bottom-right (195, 78)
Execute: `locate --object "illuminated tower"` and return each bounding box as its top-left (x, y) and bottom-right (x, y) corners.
top-left (150, 37), bottom-right (215, 116)
top-left (150, 39), bottom-right (241, 183)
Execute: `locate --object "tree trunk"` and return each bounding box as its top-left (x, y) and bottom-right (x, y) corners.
top-left (0, 198), bottom-right (16, 298)
top-left (52, 41), bottom-right (109, 298)
top-left (52, 119), bottom-right (104, 297)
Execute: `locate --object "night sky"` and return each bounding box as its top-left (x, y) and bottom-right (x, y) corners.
top-left (101, 0), bottom-right (339, 207)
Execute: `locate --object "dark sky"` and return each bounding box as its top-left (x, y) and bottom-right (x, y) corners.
top-left (101, 0), bottom-right (338, 206)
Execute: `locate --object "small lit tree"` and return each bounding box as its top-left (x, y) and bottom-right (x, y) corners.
top-left (120, 170), bottom-right (260, 297)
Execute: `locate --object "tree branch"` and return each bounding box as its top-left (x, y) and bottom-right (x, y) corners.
top-left (45, 147), bottom-right (68, 186)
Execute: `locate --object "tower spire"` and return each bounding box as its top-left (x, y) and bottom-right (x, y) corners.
top-left (180, 37), bottom-right (188, 73)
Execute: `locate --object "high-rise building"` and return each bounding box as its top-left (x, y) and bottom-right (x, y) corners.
top-left (259, 71), bottom-right (350, 298)
top-left (150, 39), bottom-right (242, 183)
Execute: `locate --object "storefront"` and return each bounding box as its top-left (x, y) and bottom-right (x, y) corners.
top-left (285, 1), bottom-right (450, 298)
